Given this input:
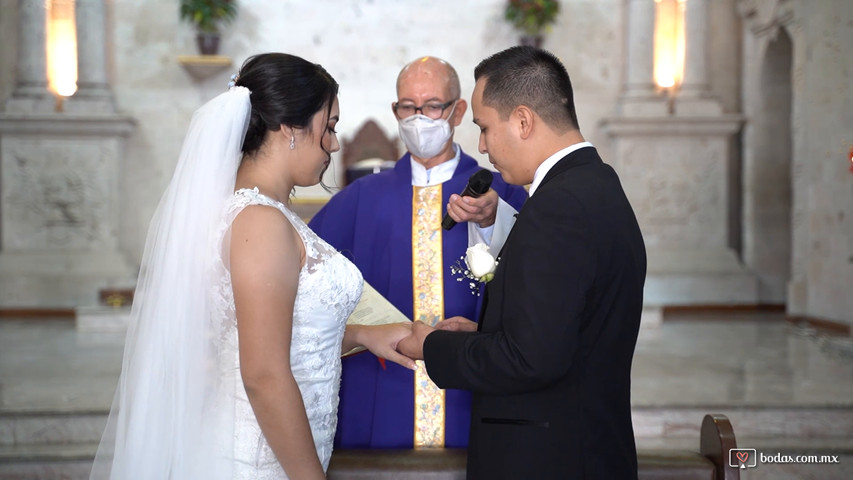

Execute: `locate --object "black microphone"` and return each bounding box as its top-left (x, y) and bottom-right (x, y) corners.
top-left (441, 169), bottom-right (493, 230)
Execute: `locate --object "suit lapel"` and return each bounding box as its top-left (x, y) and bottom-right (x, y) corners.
top-left (536, 146), bottom-right (598, 193)
top-left (477, 147), bottom-right (599, 331)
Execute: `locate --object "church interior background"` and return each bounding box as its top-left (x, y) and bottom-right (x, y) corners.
top-left (0, 0), bottom-right (851, 478)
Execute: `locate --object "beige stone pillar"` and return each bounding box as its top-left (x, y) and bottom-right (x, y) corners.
top-left (625, 0), bottom-right (656, 97)
top-left (67, 0), bottom-right (116, 113)
top-left (621, 0), bottom-right (667, 116)
top-left (675, 0), bottom-right (722, 114)
top-left (680, 0), bottom-right (709, 95)
top-left (5, 0), bottom-right (54, 112)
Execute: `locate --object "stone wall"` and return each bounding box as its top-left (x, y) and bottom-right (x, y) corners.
top-left (787, 1), bottom-right (853, 323)
top-left (0, 0), bottom-right (849, 324)
top-left (739, 0), bottom-right (853, 324)
top-left (105, 0), bottom-right (631, 263)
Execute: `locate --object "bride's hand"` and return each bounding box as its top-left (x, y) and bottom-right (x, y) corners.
top-left (357, 323), bottom-right (417, 370)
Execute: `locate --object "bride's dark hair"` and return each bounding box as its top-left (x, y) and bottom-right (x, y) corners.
top-left (235, 53), bottom-right (339, 156)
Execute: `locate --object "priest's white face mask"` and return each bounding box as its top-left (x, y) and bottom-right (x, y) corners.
top-left (397, 100), bottom-right (457, 159)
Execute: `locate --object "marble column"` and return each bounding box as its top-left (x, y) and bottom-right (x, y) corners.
top-left (5, 0), bottom-right (54, 113)
top-left (621, 0), bottom-right (667, 116)
top-left (602, 0), bottom-right (750, 307)
top-left (675, 0), bottom-right (722, 114)
top-left (625, 0), bottom-right (656, 97)
top-left (67, 0), bottom-right (116, 113)
top-left (0, 0), bottom-right (136, 307)
top-left (680, 0), bottom-right (709, 95)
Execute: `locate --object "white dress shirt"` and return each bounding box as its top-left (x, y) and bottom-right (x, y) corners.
top-left (528, 142), bottom-right (594, 198)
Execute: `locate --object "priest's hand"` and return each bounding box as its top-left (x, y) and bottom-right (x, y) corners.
top-left (447, 188), bottom-right (498, 228)
top-left (396, 321), bottom-right (435, 361)
top-left (435, 316), bottom-right (477, 332)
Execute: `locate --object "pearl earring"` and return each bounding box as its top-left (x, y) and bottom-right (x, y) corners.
top-left (290, 135), bottom-right (295, 150)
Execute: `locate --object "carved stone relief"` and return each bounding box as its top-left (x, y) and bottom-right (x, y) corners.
top-left (618, 137), bottom-right (727, 249)
top-left (2, 137), bottom-right (119, 250)
top-left (738, 0), bottom-right (795, 36)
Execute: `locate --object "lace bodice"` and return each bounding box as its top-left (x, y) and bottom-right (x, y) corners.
top-left (211, 187), bottom-right (363, 479)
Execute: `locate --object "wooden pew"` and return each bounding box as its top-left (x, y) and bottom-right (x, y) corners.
top-left (327, 413), bottom-right (739, 480)
top-left (638, 414), bottom-right (739, 480)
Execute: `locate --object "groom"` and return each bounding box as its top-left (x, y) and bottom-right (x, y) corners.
top-left (398, 46), bottom-right (647, 479)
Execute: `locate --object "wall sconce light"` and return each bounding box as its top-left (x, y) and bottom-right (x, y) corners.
top-left (47, 0), bottom-right (78, 110)
top-left (654, 0), bottom-right (686, 112)
top-left (848, 145), bottom-right (853, 173)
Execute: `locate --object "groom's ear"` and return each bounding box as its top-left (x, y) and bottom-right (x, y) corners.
top-left (513, 105), bottom-right (535, 140)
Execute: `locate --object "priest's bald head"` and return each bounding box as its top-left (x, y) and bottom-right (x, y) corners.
top-left (396, 56), bottom-right (461, 101)
top-left (392, 56), bottom-right (468, 168)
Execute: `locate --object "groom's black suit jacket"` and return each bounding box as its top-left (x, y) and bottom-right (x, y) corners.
top-left (424, 146), bottom-right (646, 479)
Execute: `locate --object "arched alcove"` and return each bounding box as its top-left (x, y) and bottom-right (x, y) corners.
top-left (744, 28), bottom-right (792, 304)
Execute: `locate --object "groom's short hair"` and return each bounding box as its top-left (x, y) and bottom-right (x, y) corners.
top-left (474, 46), bottom-right (579, 131)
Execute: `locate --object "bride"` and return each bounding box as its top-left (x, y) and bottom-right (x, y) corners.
top-left (90, 53), bottom-right (415, 479)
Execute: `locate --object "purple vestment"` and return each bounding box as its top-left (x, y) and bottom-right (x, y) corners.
top-left (309, 150), bottom-right (528, 448)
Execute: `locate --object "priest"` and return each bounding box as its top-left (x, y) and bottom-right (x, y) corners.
top-left (309, 56), bottom-right (527, 448)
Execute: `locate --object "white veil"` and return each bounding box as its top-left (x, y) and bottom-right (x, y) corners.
top-left (90, 86), bottom-right (251, 479)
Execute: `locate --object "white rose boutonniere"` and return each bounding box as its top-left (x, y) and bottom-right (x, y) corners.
top-left (451, 243), bottom-right (498, 295)
top-left (466, 243), bottom-right (497, 282)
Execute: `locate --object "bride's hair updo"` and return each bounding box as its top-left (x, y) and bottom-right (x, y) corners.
top-left (234, 53), bottom-right (339, 155)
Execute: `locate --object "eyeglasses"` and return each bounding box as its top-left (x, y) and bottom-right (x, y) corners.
top-left (393, 99), bottom-right (457, 119)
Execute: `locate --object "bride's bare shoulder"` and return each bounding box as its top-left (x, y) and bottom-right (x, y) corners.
top-left (230, 204), bottom-right (305, 270)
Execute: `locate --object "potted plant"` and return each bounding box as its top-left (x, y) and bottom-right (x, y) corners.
top-left (504, 0), bottom-right (560, 48)
top-left (180, 0), bottom-right (238, 55)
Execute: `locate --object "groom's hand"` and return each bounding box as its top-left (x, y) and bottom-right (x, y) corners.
top-left (397, 321), bottom-right (434, 361)
top-left (435, 316), bottom-right (477, 332)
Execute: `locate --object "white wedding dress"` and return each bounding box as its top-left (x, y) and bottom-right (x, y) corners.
top-left (91, 88), bottom-right (362, 480)
top-left (214, 187), bottom-right (363, 479)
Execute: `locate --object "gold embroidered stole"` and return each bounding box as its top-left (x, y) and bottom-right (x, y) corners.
top-left (411, 185), bottom-right (445, 447)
